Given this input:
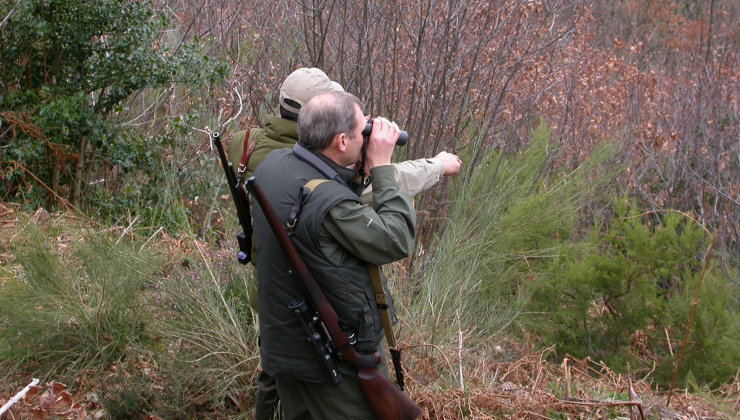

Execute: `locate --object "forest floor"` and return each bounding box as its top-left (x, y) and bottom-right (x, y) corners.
top-left (3, 349), bottom-right (738, 419)
top-left (1, 204), bottom-right (739, 419)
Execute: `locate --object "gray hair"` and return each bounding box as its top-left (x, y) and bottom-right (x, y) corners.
top-left (298, 92), bottom-right (363, 152)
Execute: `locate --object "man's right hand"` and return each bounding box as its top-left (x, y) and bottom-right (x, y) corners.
top-left (434, 151), bottom-right (462, 176)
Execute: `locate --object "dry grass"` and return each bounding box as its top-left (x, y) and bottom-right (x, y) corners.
top-left (1, 207), bottom-right (737, 419)
top-left (4, 346), bottom-right (737, 419)
top-left (404, 343), bottom-right (738, 419)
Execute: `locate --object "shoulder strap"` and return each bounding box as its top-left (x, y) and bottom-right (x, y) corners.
top-left (292, 143), bottom-right (348, 187)
top-left (367, 265), bottom-right (396, 348)
top-left (304, 179), bottom-right (331, 192)
top-left (287, 179), bottom-right (331, 235)
top-left (237, 128), bottom-right (256, 175)
top-left (368, 265), bottom-right (406, 390)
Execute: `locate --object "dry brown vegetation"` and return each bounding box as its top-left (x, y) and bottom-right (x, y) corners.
top-left (162, 0), bottom-right (737, 253)
top-left (1, 206), bottom-right (739, 419)
top-left (4, 333), bottom-right (739, 419)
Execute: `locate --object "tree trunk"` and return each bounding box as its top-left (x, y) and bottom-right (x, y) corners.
top-left (72, 135), bottom-right (87, 205)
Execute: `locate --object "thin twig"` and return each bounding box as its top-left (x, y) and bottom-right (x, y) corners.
top-left (191, 127), bottom-right (213, 151)
top-left (666, 228), bottom-right (720, 406)
top-left (404, 343), bottom-right (456, 379)
top-left (124, 88), bottom-right (170, 125)
top-left (640, 360), bottom-right (656, 383)
top-left (563, 357), bottom-right (571, 400)
top-left (628, 378), bottom-right (645, 420)
top-left (557, 399), bottom-right (644, 409)
top-left (1, 161), bottom-right (80, 213)
top-left (628, 209), bottom-right (711, 235)
top-left (0, 378), bottom-right (39, 416)
top-left (665, 327), bottom-right (674, 356)
top-left (396, 316), bottom-right (416, 341)
top-left (520, 411), bottom-right (552, 420)
top-left (1, 1), bottom-right (20, 31)
top-left (222, 87), bottom-right (244, 129)
top-left (115, 215), bottom-right (138, 245)
top-left (140, 227), bottom-right (164, 252)
top-left (457, 310), bottom-right (464, 391)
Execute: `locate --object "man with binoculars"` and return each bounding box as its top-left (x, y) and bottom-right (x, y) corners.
top-left (252, 90), bottom-right (416, 419)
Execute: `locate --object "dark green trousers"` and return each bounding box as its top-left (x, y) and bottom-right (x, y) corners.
top-left (255, 370), bottom-right (279, 420)
top-left (274, 347), bottom-right (389, 420)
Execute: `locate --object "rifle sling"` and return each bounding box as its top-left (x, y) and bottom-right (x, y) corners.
top-left (237, 128), bottom-right (256, 175)
top-left (367, 265), bottom-right (397, 349)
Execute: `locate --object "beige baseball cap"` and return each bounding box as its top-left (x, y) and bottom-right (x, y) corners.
top-left (279, 68), bottom-right (344, 115)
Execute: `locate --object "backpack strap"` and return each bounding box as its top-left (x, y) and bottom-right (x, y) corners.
top-left (237, 128), bottom-right (256, 175)
top-left (287, 179), bottom-right (331, 235)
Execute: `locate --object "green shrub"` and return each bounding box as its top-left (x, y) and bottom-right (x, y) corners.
top-left (407, 121), bottom-right (618, 345)
top-left (0, 0), bottom-right (225, 210)
top-left (531, 199), bottom-right (740, 387)
top-left (0, 225), bottom-right (158, 381)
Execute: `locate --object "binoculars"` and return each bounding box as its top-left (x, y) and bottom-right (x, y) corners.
top-left (362, 120), bottom-right (408, 146)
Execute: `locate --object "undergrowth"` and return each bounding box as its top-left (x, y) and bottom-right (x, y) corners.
top-left (405, 122), bottom-right (618, 348)
top-left (1, 203), bottom-right (738, 418)
top-left (153, 238), bottom-right (260, 416)
top-left (531, 199), bottom-right (740, 387)
top-left (0, 222), bottom-right (158, 383)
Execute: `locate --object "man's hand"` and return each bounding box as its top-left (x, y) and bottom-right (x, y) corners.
top-left (434, 151), bottom-right (462, 176)
top-left (365, 117), bottom-right (400, 170)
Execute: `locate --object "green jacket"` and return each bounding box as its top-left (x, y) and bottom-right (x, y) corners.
top-left (253, 147), bottom-right (415, 382)
top-left (229, 116), bottom-right (298, 179)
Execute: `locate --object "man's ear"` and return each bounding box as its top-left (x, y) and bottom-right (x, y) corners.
top-left (334, 133), bottom-right (348, 153)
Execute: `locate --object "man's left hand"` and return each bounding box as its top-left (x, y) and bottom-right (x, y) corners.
top-left (365, 117), bottom-right (400, 170)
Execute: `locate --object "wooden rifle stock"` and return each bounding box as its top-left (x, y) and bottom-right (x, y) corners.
top-left (213, 132), bottom-right (252, 264)
top-left (245, 177), bottom-right (421, 420)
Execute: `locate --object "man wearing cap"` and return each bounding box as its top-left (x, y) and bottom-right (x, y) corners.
top-left (228, 67), bottom-right (462, 204)
top-left (253, 91), bottom-right (414, 418)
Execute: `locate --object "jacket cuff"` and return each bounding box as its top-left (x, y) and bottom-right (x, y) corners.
top-left (426, 158), bottom-right (446, 178)
top-left (369, 165), bottom-right (397, 186)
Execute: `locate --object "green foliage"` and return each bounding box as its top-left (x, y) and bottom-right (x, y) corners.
top-left (0, 0), bottom-right (225, 208)
top-left (89, 157), bottom-right (195, 234)
top-left (83, 109), bottom-right (225, 235)
top-left (154, 242), bottom-right (259, 410)
top-left (531, 199), bottom-right (740, 387)
top-left (0, 224), bottom-right (159, 382)
top-left (407, 121), bottom-right (618, 345)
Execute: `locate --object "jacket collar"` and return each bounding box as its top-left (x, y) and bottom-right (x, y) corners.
top-left (264, 115), bottom-right (298, 144)
top-left (292, 143), bottom-right (359, 189)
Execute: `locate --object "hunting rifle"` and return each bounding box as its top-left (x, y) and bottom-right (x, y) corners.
top-left (212, 132), bottom-right (252, 264)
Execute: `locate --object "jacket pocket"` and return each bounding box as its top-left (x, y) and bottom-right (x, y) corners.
top-left (355, 302), bottom-right (381, 354)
